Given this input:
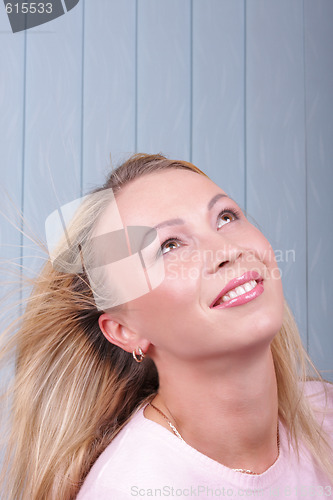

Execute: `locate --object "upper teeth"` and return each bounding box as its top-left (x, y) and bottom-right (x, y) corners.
top-left (217, 280), bottom-right (257, 304)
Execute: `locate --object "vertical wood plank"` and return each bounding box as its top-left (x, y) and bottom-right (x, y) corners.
top-left (22, 5), bottom-right (84, 276)
top-left (192, 0), bottom-right (245, 205)
top-left (82, 0), bottom-right (137, 192)
top-left (137, 0), bottom-right (191, 160)
top-left (305, 0), bottom-right (333, 381)
top-left (246, 0), bottom-right (308, 347)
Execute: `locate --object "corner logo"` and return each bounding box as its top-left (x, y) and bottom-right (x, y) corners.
top-left (4, 0), bottom-right (81, 33)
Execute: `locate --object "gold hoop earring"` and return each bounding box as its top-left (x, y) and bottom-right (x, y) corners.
top-left (132, 346), bottom-right (145, 363)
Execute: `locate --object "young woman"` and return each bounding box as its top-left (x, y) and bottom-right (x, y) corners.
top-left (0, 153), bottom-right (332, 499)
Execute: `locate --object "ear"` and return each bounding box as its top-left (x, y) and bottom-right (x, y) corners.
top-left (98, 312), bottom-right (150, 355)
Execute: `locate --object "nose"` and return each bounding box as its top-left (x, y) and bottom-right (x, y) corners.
top-left (201, 232), bottom-right (244, 275)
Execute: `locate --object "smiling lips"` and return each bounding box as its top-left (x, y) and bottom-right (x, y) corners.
top-left (210, 271), bottom-right (264, 309)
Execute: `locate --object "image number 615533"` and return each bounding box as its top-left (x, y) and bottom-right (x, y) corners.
top-left (4, 0), bottom-right (81, 33)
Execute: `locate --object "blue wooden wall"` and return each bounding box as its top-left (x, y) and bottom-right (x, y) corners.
top-left (0, 0), bottom-right (332, 381)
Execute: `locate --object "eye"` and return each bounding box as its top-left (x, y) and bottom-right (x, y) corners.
top-left (160, 237), bottom-right (181, 255)
top-left (217, 208), bottom-right (240, 229)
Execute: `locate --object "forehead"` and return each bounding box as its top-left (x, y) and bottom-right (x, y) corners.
top-left (115, 169), bottom-right (225, 222)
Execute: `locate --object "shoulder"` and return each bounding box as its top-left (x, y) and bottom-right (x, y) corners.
top-left (76, 405), bottom-right (186, 498)
top-left (302, 379), bottom-right (333, 435)
top-left (302, 379), bottom-right (333, 407)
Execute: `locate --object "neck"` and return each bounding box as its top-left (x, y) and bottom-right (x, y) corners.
top-left (149, 345), bottom-right (279, 473)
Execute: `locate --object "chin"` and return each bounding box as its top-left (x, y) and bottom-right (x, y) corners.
top-left (253, 306), bottom-right (284, 343)
top-left (257, 279), bottom-right (285, 340)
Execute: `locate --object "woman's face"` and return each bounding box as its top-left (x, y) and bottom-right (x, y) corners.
top-left (102, 168), bottom-right (284, 362)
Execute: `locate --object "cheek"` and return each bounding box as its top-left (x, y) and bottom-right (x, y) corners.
top-left (255, 234), bottom-right (285, 311)
top-left (155, 262), bottom-right (200, 308)
top-left (164, 254), bottom-right (202, 284)
top-left (262, 242), bottom-right (282, 281)
top-left (245, 228), bottom-right (279, 272)
top-left (133, 262), bottom-right (199, 325)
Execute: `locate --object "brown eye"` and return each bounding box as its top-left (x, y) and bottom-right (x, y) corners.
top-left (161, 239), bottom-right (181, 255)
top-left (217, 211), bottom-right (236, 229)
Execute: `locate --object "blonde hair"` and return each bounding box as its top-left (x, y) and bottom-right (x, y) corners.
top-left (0, 153), bottom-right (332, 499)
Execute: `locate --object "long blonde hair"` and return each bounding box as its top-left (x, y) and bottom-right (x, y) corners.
top-left (0, 153), bottom-right (332, 499)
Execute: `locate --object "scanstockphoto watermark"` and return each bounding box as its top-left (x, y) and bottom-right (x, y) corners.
top-left (163, 248), bottom-right (296, 281)
top-left (45, 189), bottom-right (166, 310)
top-left (163, 248), bottom-right (296, 266)
top-left (130, 484), bottom-right (333, 497)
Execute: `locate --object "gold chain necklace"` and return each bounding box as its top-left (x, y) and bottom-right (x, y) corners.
top-left (148, 402), bottom-right (280, 475)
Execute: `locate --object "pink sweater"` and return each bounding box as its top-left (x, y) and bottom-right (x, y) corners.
top-left (77, 381), bottom-right (333, 499)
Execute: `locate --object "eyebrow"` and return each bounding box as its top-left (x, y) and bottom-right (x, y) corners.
top-left (207, 193), bottom-right (229, 211)
top-left (153, 218), bottom-right (184, 231)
